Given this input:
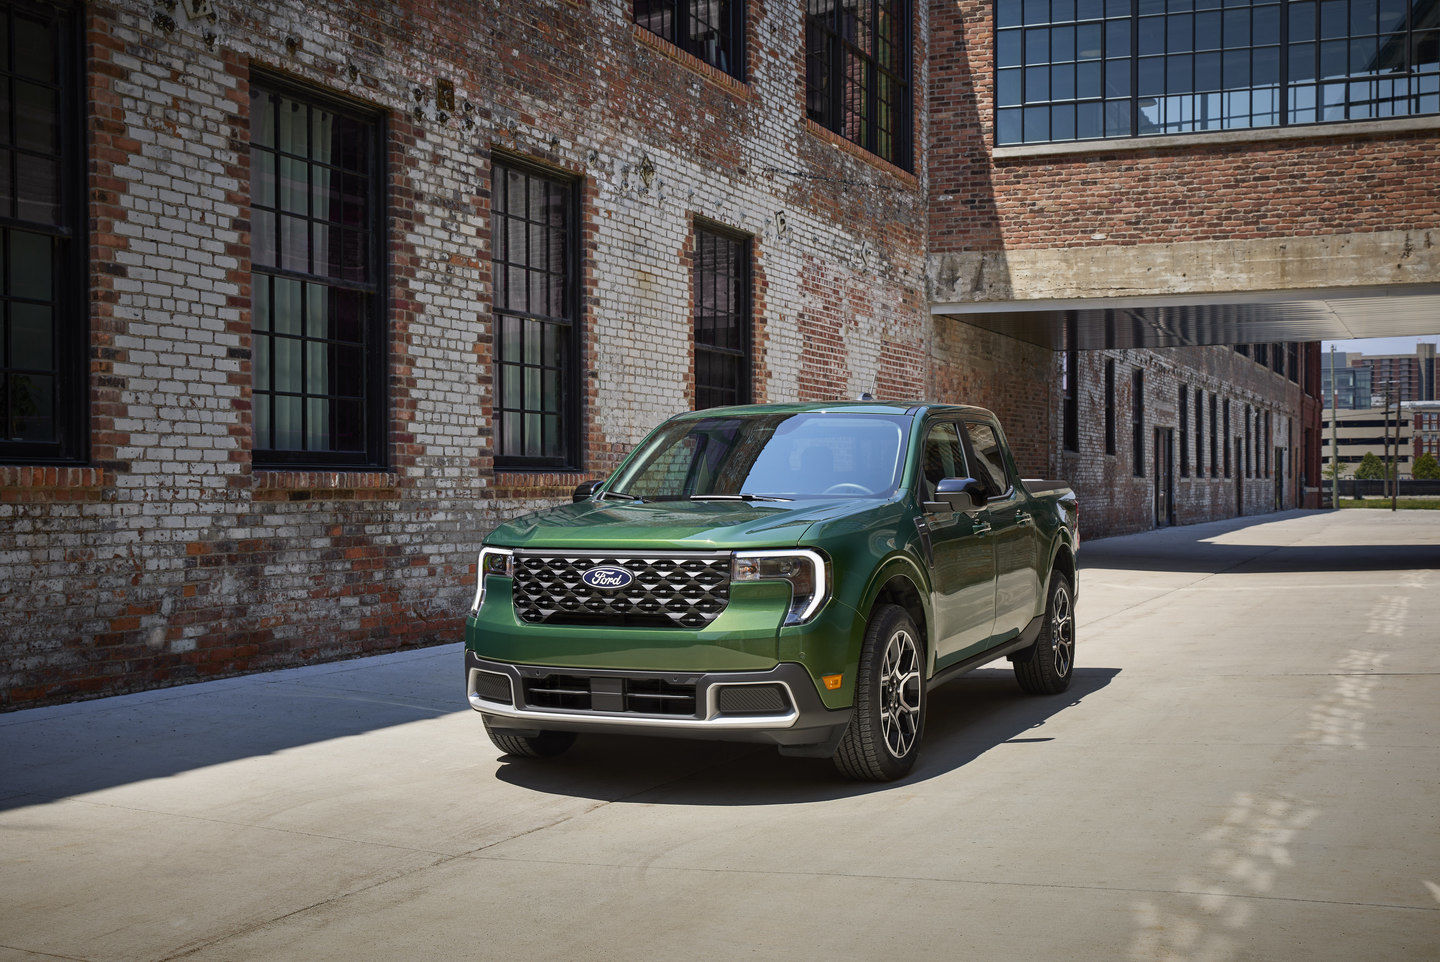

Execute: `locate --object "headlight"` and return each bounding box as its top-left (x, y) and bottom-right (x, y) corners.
top-left (470, 547), bottom-right (513, 614)
top-left (732, 549), bottom-right (829, 625)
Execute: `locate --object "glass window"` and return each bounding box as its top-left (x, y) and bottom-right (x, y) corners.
top-left (1, 1), bottom-right (82, 463)
top-left (921, 421), bottom-right (967, 501)
top-left (995, 0), bottom-right (1439, 144)
top-left (807, 0), bottom-right (912, 169)
top-left (611, 412), bottom-right (911, 500)
top-left (1105, 357), bottom-right (1117, 455)
top-left (491, 159), bottom-right (581, 469)
top-left (1179, 385), bottom-right (1189, 477)
top-left (634, 0), bottom-right (745, 79)
top-left (693, 225), bottom-right (750, 410)
top-left (250, 77), bottom-right (384, 467)
top-left (963, 420), bottom-right (1011, 498)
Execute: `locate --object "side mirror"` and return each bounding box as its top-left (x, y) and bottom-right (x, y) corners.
top-left (572, 480), bottom-right (602, 503)
top-left (934, 477), bottom-right (986, 513)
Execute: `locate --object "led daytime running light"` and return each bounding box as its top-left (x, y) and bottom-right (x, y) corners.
top-left (471, 547), bottom-right (514, 613)
top-left (731, 549), bottom-right (828, 625)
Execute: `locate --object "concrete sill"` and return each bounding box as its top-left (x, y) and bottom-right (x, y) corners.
top-left (991, 114), bottom-right (1440, 160)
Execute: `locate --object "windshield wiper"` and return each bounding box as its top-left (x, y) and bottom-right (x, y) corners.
top-left (599, 491), bottom-right (646, 503)
top-left (688, 493), bottom-right (794, 503)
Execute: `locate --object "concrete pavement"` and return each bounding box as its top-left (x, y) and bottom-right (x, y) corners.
top-left (2, 509), bottom-right (1438, 961)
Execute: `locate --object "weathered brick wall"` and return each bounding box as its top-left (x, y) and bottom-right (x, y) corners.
top-left (0, 0), bottom-right (933, 708)
top-left (927, 0), bottom-right (1440, 252)
top-left (1054, 346), bottom-right (1312, 539)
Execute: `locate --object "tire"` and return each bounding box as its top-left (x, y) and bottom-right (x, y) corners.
top-left (1014, 571), bottom-right (1075, 696)
top-left (483, 717), bottom-right (576, 758)
top-left (833, 604), bottom-right (926, 782)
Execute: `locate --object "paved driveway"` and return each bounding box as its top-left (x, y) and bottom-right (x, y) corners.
top-left (2, 510), bottom-right (1438, 961)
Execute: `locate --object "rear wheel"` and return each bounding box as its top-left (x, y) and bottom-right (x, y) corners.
top-left (483, 717), bottom-right (576, 758)
top-left (833, 604), bottom-right (926, 782)
top-left (1014, 571), bottom-right (1075, 695)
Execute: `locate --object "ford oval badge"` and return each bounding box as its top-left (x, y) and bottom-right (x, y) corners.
top-left (581, 565), bottom-right (632, 590)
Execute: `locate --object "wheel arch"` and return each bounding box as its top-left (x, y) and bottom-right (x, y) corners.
top-left (859, 555), bottom-right (934, 674)
top-left (1047, 538), bottom-right (1077, 601)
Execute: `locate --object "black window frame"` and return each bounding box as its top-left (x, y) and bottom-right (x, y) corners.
top-left (1131, 367), bottom-right (1145, 477)
top-left (1062, 314), bottom-right (1079, 452)
top-left (994, 0), bottom-right (1440, 147)
top-left (249, 72), bottom-right (388, 470)
top-left (490, 154), bottom-right (583, 472)
top-left (692, 219), bottom-right (752, 411)
top-left (0, 0), bottom-right (86, 465)
top-left (633, 0), bottom-right (747, 80)
top-left (1104, 357), bottom-right (1116, 455)
top-left (806, 0), bottom-right (914, 170)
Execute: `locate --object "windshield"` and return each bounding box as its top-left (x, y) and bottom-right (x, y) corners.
top-left (609, 413), bottom-right (911, 501)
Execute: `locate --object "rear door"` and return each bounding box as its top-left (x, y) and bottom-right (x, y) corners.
top-left (917, 420), bottom-right (996, 664)
top-left (963, 419), bottom-right (1042, 643)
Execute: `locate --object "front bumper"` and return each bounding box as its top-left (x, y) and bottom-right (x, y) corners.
top-left (466, 650), bottom-right (852, 749)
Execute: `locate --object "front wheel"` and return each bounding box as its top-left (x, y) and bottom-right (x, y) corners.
top-left (1013, 572), bottom-right (1075, 695)
top-left (833, 604), bottom-right (926, 782)
top-left (483, 717), bottom-right (576, 758)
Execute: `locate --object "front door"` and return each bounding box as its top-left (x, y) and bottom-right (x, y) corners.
top-left (1153, 427), bottom-right (1175, 527)
top-left (965, 420), bottom-right (1041, 644)
top-left (918, 421), bottom-right (996, 664)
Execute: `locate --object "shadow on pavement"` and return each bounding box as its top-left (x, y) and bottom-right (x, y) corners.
top-left (493, 666), bottom-right (1120, 805)
top-left (0, 649), bottom-right (464, 813)
top-left (1081, 541), bottom-right (1440, 575)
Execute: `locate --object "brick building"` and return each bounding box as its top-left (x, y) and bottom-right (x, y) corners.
top-left (0, 0), bottom-right (1434, 708)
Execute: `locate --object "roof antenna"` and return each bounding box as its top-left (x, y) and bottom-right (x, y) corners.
top-left (857, 392), bottom-right (875, 401)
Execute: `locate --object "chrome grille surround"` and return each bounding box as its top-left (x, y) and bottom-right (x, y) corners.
top-left (511, 550), bottom-right (732, 629)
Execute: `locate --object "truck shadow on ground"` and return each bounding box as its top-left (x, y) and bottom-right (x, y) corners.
top-left (493, 666), bottom-right (1120, 805)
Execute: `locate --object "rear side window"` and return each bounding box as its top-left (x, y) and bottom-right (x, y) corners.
top-left (963, 421), bottom-right (1011, 499)
top-left (920, 422), bottom-right (967, 501)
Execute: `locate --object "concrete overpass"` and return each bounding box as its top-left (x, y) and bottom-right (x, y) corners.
top-left (929, 229), bottom-right (1440, 349)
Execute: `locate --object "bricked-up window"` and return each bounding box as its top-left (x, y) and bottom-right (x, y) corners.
top-left (1194, 387), bottom-right (1205, 476)
top-left (1179, 385), bottom-right (1189, 477)
top-left (1287, 342), bottom-right (1299, 382)
top-left (634, 0), bottom-right (745, 79)
top-left (1209, 392), bottom-right (1218, 477)
top-left (806, 0), bottom-right (912, 169)
top-left (1131, 368), bottom-right (1144, 477)
top-left (693, 224), bottom-right (751, 410)
top-left (0, 1), bottom-right (83, 463)
top-left (250, 78), bottom-right (385, 467)
top-left (1223, 398), bottom-right (1231, 476)
top-left (1062, 314), bottom-right (1078, 452)
top-left (995, 0), bottom-right (1440, 146)
top-left (1104, 358), bottom-right (1116, 455)
top-left (491, 158), bottom-right (581, 469)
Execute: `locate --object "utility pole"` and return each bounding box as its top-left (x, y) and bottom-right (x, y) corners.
top-left (1392, 389), bottom-right (1399, 513)
top-left (1329, 345), bottom-right (1339, 510)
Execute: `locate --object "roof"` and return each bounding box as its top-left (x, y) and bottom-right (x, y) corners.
top-left (668, 401), bottom-right (998, 421)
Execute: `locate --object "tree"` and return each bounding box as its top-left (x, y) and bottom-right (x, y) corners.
top-left (1413, 453), bottom-right (1440, 481)
top-left (1354, 452), bottom-right (1387, 480)
top-left (1323, 460), bottom-right (1349, 481)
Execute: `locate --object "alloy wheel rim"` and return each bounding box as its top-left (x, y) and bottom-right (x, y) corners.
top-left (878, 628), bottom-right (922, 758)
top-left (1051, 586), bottom-right (1074, 677)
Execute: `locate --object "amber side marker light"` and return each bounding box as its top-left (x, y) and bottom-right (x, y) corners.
top-left (822, 674), bottom-right (843, 691)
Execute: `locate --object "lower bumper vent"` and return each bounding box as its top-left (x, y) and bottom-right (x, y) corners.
top-left (715, 684), bottom-right (791, 716)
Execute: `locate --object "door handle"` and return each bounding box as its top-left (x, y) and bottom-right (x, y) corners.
top-left (973, 520), bottom-right (992, 535)
top-left (1015, 511), bottom-right (1033, 527)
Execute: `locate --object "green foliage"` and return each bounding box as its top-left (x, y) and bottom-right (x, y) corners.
top-left (1353, 453), bottom-right (1388, 480)
top-left (1413, 453), bottom-right (1440, 481)
top-left (1322, 460), bottom-right (1348, 480)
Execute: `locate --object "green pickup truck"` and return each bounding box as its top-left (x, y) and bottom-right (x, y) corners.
top-left (465, 402), bottom-right (1078, 781)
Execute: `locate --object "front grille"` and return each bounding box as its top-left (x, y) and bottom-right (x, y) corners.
top-left (512, 552), bottom-right (731, 629)
top-left (521, 673), bottom-right (698, 717)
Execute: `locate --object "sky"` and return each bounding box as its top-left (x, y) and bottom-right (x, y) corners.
top-left (1320, 335), bottom-right (1440, 355)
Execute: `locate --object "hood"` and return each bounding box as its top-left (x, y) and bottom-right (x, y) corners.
top-left (486, 497), bottom-right (882, 551)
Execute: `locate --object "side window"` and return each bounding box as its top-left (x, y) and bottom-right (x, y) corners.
top-left (963, 421), bottom-right (1010, 499)
top-left (920, 422), bottom-right (965, 502)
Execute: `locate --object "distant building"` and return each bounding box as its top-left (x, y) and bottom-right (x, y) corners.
top-left (1343, 344), bottom-right (1439, 404)
top-left (1321, 352), bottom-right (1374, 409)
top-left (1410, 402), bottom-right (1440, 464)
top-left (1322, 407), bottom-right (1414, 477)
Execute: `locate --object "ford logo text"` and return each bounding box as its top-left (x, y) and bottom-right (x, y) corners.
top-left (581, 565), bottom-right (633, 590)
